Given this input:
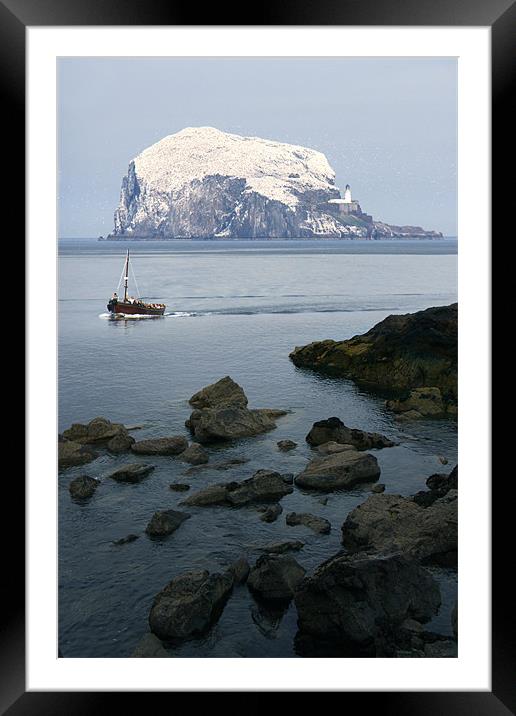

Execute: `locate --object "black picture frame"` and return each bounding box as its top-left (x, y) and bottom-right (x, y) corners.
top-left (7, 0), bottom-right (504, 711)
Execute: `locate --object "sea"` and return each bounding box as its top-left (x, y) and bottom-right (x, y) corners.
top-left (58, 238), bottom-right (458, 657)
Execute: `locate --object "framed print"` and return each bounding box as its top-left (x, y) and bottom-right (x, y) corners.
top-left (6, 0), bottom-right (507, 710)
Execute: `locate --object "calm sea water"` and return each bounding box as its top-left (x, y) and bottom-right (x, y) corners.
top-left (58, 238), bottom-right (458, 658)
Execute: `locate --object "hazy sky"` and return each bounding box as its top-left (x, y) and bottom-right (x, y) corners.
top-left (58, 57), bottom-right (457, 237)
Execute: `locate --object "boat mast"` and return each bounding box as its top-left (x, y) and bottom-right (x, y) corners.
top-left (123, 250), bottom-right (129, 302)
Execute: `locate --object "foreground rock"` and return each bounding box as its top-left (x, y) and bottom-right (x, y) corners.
top-left (145, 510), bottom-right (191, 537)
top-left (248, 555), bottom-right (306, 603)
top-left (106, 463), bottom-right (154, 483)
top-left (295, 552), bottom-right (441, 656)
top-left (179, 442), bottom-right (209, 465)
top-left (341, 490), bottom-right (457, 566)
top-left (290, 304), bottom-right (457, 407)
top-left (228, 557), bottom-right (250, 584)
top-left (58, 440), bottom-right (98, 469)
top-left (186, 376), bottom-right (286, 443)
top-left (131, 436), bottom-right (188, 456)
top-left (62, 416), bottom-right (129, 444)
top-left (69, 475), bottom-right (99, 500)
top-left (149, 569), bottom-right (234, 640)
top-left (131, 633), bottom-right (170, 658)
top-left (386, 387), bottom-right (446, 417)
top-left (182, 469), bottom-right (293, 507)
top-left (295, 450), bottom-right (380, 491)
top-left (306, 417), bottom-right (395, 450)
top-left (286, 512), bottom-right (331, 534)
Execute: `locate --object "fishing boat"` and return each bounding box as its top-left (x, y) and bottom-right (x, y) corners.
top-left (107, 250), bottom-right (166, 316)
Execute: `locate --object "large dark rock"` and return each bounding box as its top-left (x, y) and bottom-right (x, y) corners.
top-left (290, 304), bottom-right (457, 405)
top-left (68, 475), bottom-right (99, 500)
top-left (106, 463), bottom-right (154, 483)
top-left (248, 555), bottom-right (306, 603)
top-left (62, 416), bottom-right (129, 444)
top-left (182, 469), bottom-right (293, 507)
top-left (145, 510), bottom-right (191, 537)
top-left (294, 450), bottom-right (380, 491)
top-left (149, 569), bottom-right (234, 640)
top-left (59, 441), bottom-right (98, 469)
top-left (341, 490), bottom-right (458, 566)
top-left (186, 377), bottom-right (286, 443)
top-left (306, 417), bottom-right (395, 450)
top-left (131, 436), bottom-right (188, 456)
top-left (294, 552), bottom-right (441, 656)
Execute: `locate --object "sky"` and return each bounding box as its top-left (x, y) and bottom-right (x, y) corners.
top-left (58, 57), bottom-right (457, 237)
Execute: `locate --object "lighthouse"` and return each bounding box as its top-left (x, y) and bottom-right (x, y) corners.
top-left (343, 184), bottom-right (352, 203)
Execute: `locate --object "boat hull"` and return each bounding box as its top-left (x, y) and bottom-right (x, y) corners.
top-left (107, 301), bottom-right (165, 316)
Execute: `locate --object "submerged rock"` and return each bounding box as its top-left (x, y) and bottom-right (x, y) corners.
top-left (131, 436), bottom-right (188, 456)
top-left (277, 439), bottom-right (298, 451)
top-left (113, 534), bottom-right (140, 546)
top-left (68, 475), bottom-right (99, 500)
top-left (149, 569), bottom-right (234, 640)
top-left (58, 440), bottom-right (98, 469)
top-left (248, 555), bottom-right (306, 603)
top-left (184, 457), bottom-right (249, 475)
top-left (306, 417), bottom-right (395, 450)
top-left (182, 469), bottom-right (293, 507)
top-left (106, 463), bottom-right (154, 483)
top-left (179, 442), bottom-right (209, 465)
top-left (145, 510), bottom-right (191, 537)
top-left (286, 512), bottom-right (331, 534)
top-left (290, 304), bottom-right (457, 405)
top-left (341, 490), bottom-right (458, 566)
top-left (131, 633), bottom-right (170, 658)
top-left (295, 450), bottom-right (380, 491)
top-left (259, 540), bottom-right (304, 554)
top-left (294, 552), bottom-right (441, 656)
top-left (169, 483), bottom-right (190, 492)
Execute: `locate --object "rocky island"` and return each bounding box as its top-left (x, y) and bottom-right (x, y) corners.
top-left (104, 127), bottom-right (442, 240)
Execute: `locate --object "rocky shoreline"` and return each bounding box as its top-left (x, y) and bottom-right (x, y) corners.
top-left (60, 365), bottom-right (458, 658)
top-left (290, 303), bottom-right (458, 416)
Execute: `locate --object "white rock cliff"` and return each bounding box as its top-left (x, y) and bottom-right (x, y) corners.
top-left (109, 127), bottom-right (440, 240)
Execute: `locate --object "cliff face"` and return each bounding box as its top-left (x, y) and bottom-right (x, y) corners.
top-left (289, 303), bottom-right (457, 404)
top-left (111, 127), bottom-right (349, 239)
top-left (110, 127), bottom-right (442, 240)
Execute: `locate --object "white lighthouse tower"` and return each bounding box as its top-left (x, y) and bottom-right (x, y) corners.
top-left (343, 184), bottom-right (352, 203)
